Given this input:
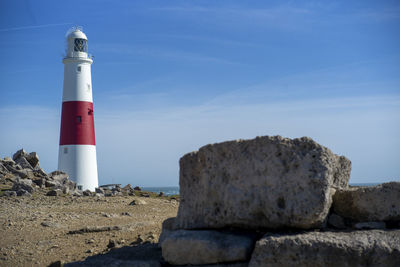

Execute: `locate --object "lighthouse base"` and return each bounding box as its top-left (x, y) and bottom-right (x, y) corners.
top-left (58, 145), bottom-right (98, 191)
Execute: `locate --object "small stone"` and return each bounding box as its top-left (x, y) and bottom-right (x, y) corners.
top-left (83, 190), bottom-right (92, 196)
top-left (136, 235), bottom-right (144, 243)
top-left (86, 249), bottom-right (93, 253)
top-left (122, 184), bottom-right (133, 191)
top-left (48, 260), bottom-right (63, 267)
top-left (95, 187), bottom-right (105, 194)
top-left (107, 239), bottom-right (116, 248)
top-left (134, 186), bottom-right (141, 191)
top-left (3, 191), bottom-right (17, 197)
top-left (86, 239), bottom-right (95, 244)
top-left (129, 199), bottom-right (146, 205)
top-left (45, 180), bottom-right (58, 188)
top-left (41, 221), bottom-right (59, 228)
top-left (121, 212), bottom-right (132, 216)
top-left (47, 189), bottom-right (61, 196)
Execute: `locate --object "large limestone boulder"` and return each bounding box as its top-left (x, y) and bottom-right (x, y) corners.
top-left (161, 229), bottom-right (255, 265)
top-left (249, 230), bottom-right (400, 267)
top-left (177, 135), bottom-right (351, 230)
top-left (333, 182), bottom-right (400, 222)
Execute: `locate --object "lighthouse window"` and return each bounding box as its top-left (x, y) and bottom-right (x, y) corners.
top-left (77, 66), bottom-right (81, 72)
top-left (76, 116), bottom-right (82, 123)
top-left (63, 147), bottom-right (68, 154)
top-left (74, 38), bottom-right (87, 52)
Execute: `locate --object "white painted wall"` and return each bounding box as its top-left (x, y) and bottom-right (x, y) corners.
top-left (62, 59), bottom-right (93, 102)
top-left (58, 145), bottom-right (98, 191)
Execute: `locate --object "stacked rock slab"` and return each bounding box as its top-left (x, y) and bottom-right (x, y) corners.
top-left (176, 135), bottom-right (351, 230)
top-left (333, 182), bottom-right (400, 222)
top-left (249, 230), bottom-right (400, 267)
top-left (160, 135), bottom-right (355, 266)
top-left (162, 230), bottom-right (256, 265)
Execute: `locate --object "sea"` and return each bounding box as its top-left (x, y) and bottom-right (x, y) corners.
top-left (141, 183), bottom-right (380, 196)
top-left (349, 183), bottom-right (379, 187)
top-left (142, 186), bottom-right (179, 196)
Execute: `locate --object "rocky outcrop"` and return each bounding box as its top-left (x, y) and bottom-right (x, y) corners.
top-left (12, 178), bottom-right (34, 196)
top-left (0, 149), bottom-right (78, 197)
top-left (13, 149), bottom-right (41, 170)
top-left (249, 230), bottom-right (400, 267)
top-left (161, 230), bottom-right (255, 265)
top-left (160, 135), bottom-right (399, 266)
top-left (177, 135), bottom-right (351, 230)
top-left (333, 182), bottom-right (400, 222)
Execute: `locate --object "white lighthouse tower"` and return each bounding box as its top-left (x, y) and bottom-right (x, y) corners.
top-left (58, 27), bottom-right (98, 191)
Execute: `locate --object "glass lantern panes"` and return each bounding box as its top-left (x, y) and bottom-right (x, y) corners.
top-left (74, 38), bottom-right (88, 52)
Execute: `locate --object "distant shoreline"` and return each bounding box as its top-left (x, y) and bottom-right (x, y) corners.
top-left (142, 186), bottom-right (179, 196)
top-left (349, 183), bottom-right (380, 187)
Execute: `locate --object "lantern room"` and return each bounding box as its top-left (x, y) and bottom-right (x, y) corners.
top-left (65, 27), bottom-right (89, 59)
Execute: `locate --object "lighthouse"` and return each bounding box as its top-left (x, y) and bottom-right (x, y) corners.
top-left (58, 27), bottom-right (98, 191)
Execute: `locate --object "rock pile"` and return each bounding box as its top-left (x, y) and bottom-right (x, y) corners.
top-left (160, 135), bottom-right (400, 266)
top-left (0, 149), bottom-right (78, 197)
top-left (0, 149), bottom-right (162, 199)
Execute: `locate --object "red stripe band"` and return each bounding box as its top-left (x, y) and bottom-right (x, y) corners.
top-left (59, 101), bottom-right (96, 145)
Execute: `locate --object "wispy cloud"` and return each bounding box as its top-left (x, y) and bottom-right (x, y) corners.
top-left (92, 43), bottom-right (241, 65)
top-left (0, 22), bottom-right (73, 32)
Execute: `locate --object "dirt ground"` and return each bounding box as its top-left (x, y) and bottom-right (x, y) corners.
top-left (0, 190), bottom-right (178, 266)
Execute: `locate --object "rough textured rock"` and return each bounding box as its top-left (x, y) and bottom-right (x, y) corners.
top-left (47, 189), bottom-right (62, 197)
top-left (49, 171), bottom-right (69, 182)
top-left (12, 179), bottom-right (34, 194)
top-left (83, 190), bottom-right (92, 196)
top-left (333, 182), bottom-right (400, 222)
top-left (249, 230), bottom-right (400, 267)
top-left (162, 229), bottom-right (255, 265)
top-left (12, 149), bottom-right (40, 169)
top-left (129, 199), bottom-right (146, 205)
top-left (95, 187), bottom-right (105, 194)
top-left (3, 191), bottom-right (17, 197)
top-left (158, 217), bottom-right (179, 247)
top-left (14, 156), bottom-right (33, 170)
top-left (177, 135), bottom-right (351, 230)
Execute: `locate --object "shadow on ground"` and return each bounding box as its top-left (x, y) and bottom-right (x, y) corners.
top-left (62, 242), bottom-right (164, 267)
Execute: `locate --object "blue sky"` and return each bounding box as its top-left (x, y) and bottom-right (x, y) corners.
top-left (0, 0), bottom-right (399, 186)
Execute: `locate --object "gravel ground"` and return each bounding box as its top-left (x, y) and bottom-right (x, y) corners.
top-left (0, 191), bottom-right (178, 266)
